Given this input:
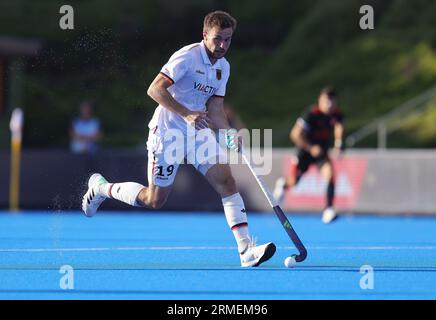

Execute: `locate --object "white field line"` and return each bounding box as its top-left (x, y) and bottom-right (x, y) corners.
top-left (0, 245), bottom-right (435, 253)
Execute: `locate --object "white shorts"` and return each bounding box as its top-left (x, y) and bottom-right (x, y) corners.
top-left (146, 127), bottom-right (227, 187)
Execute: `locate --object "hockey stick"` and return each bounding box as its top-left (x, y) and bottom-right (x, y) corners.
top-left (241, 150), bottom-right (307, 262)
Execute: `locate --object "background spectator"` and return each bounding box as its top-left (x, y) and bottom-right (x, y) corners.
top-left (69, 101), bottom-right (103, 154)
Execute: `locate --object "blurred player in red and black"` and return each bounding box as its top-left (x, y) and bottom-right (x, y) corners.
top-left (273, 87), bottom-right (345, 224)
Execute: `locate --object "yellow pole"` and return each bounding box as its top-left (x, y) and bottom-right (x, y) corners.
top-left (9, 108), bottom-right (23, 212)
top-left (9, 135), bottom-right (21, 211)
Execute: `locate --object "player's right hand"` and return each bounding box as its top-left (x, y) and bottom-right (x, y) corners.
top-left (183, 111), bottom-right (210, 130)
top-left (309, 145), bottom-right (322, 158)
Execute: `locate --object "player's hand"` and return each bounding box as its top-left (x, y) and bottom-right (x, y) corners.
top-left (225, 128), bottom-right (242, 152)
top-left (331, 139), bottom-right (345, 159)
top-left (309, 145), bottom-right (322, 158)
top-left (330, 147), bottom-right (344, 159)
top-left (183, 111), bottom-right (210, 130)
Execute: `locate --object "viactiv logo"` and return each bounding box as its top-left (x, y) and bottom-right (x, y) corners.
top-left (194, 82), bottom-right (217, 95)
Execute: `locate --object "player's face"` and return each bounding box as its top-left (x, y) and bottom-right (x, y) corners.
top-left (203, 26), bottom-right (233, 60)
top-left (318, 94), bottom-right (336, 113)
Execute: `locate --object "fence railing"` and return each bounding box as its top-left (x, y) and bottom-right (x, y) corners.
top-left (346, 84), bottom-right (436, 149)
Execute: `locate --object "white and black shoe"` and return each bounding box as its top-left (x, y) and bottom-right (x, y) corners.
top-left (322, 207), bottom-right (338, 224)
top-left (82, 173), bottom-right (108, 217)
top-left (240, 238), bottom-right (276, 267)
top-left (273, 177), bottom-right (287, 204)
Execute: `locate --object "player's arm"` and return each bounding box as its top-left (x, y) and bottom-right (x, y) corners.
top-left (290, 121), bottom-right (311, 152)
top-left (207, 96), bottom-right (241, 151)
top-left (290, 120), bottom-right (321, 157)
top-left (147, 73), bottom-right (209, 129)
top-left (333, 122), bottom-right (345, 150)
top-left (206, 96), bottom-right (231, 130)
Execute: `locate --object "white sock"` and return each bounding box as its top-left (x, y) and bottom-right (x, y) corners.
top-left (101, 182), bottom-right (144, 207)
top-left (232, 225), bottom-right (250, 254)
top-left (222, 193), bottom-right (250, 253)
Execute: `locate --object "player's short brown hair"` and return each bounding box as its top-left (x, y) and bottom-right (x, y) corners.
top-left (320, 86), bottom-right (337, 98)
top-left (203, 11), bottom-right (237, 33)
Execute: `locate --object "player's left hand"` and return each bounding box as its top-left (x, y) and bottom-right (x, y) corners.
top-left (331, 139), bottom-right (345, 159)
top-left (330, 147), bottom-right (343, 159)
top-left (225, 128), bottom-right (242, 152)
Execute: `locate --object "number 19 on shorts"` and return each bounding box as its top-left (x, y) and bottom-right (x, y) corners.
top-left (155, 165), bottom-right (175, 177)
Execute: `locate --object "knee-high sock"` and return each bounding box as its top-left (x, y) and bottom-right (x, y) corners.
top-left (326, 179), bottom-right (335, 208)
top-left (100, 182), bottom-right (144, 207)
top-left (222, 193), bottom-right (250, 253)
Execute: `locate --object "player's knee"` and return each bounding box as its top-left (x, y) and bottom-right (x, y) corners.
top-left (221, 174), bottom-right (237, 194)
top-left (212, 170), bottom-right (236, 194)
top-left (148, 198), bottom-right (166, 209)
top-left (136, 189), bottom-right (166, 209)
top-left (287, 175), bottom-right (298, 188)
top-left (321, 165), bottom-right (334, 180)
top-left (140, 196), bottom-right (166, 209)
top-left (325, 169), bottom-right (334, 181)
top-left (136, 190), bottom-right (146, 206)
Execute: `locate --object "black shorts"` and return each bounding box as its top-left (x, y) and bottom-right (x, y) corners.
top-left (291, 149), bottom-right (331, 178)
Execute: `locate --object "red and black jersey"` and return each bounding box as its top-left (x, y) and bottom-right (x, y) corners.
top-left (297, 105), bottom-right (344, 150)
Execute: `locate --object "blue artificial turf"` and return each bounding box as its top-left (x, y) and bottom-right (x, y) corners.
top-left (0, 211), bottom-right (435, 299)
